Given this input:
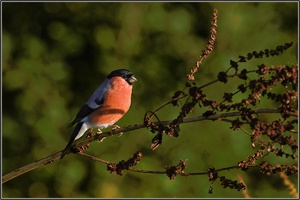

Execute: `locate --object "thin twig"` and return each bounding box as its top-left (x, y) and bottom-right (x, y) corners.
top-left (2, 108), bottom-right (297, 184)
top-left (78, 151), bottom-right (258, 176)
top-left (150, 69), bottom-right (260, 117)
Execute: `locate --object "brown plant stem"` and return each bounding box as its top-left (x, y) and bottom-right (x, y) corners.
top-left (78, 152), bottom-right (257, 176)
top-left (150, 69), bottom-right (258, 118)
top-left (2, 108), bottom-right (297, 184)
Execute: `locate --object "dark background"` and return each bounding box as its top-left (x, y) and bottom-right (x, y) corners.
top-left (2, 2), bottom-right (298, 198)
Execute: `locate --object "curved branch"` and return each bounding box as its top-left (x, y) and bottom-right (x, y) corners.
top-left (2, 108), bottom-right (297, 184)
top-left (78, 152), bottom-right (258, 176)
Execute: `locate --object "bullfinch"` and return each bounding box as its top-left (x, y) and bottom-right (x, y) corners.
top-left (61, 69), bottom-right (137, 159)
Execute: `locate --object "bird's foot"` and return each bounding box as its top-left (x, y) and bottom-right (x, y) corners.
top-left (98, 137), bottom-right (106, 143)
top-left (96, 128), bottom-right (102, 134)
top-left (96, 128), bottom-right (105, 142)
top-left (112, 124), bottom-right (123, 137)
top-left (86, 129), bottom-right (95, 138)
top-left (117, 132), bottom-right (123, 137)
top-left (112, 124), bottom-right (120, 130)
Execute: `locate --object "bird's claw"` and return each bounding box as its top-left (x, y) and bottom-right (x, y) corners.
top-left (117, 132), bottom-right (123, 137)
top-left (97, 128), bottom-right (103, 142)
top-left (112, 125), bottom-right (123, 137)
top-left (96, 128), bottom-right (102, 134)
top-left (112, 124), bottom-right (120, 130)
top-left (98, 137), bottom-right (106, 143)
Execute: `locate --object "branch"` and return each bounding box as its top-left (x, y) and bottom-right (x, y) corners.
top-left (2, 108), bottom-right (297, 184)
top-left (78, 151), bottom-right (257, 176)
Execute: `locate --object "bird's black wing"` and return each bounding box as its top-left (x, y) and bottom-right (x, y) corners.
top-left (67, 96), bottom-right (105, 128)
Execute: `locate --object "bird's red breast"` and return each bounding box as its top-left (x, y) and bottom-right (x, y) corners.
top-left (88, 76), bottom-right (133, 126)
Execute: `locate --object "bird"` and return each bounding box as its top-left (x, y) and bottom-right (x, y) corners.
top-left (61, 69), bottom-right (137, 159)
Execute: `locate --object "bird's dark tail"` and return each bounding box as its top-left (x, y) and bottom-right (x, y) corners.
top-left (61, 122), bottom-right (83, 159)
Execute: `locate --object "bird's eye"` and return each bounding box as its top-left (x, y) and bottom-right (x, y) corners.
top-left (123, 74), bottom-right (131, 79)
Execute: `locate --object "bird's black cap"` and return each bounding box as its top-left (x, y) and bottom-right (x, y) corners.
top-left (107, 69), bottom-right (137, 84)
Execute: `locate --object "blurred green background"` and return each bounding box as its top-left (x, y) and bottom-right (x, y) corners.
top-left (2, 2), bottom-right (298, 198)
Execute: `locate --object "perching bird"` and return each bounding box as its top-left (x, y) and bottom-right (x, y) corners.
top-left (61, 69), bottom-right (137, 159)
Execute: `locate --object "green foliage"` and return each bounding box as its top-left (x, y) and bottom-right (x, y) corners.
top-left (2, 2), bottom-right (298, 198)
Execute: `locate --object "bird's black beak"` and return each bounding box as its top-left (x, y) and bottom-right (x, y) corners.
top-left (128, 75), bottom-right (137, 84)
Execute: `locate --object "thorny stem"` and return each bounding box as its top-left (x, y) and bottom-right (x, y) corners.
top-left (78, 152), bottom-right (257, 176)
top-left (149, 69), bottom-right (259, 119)
top-left (2, 108), bottom-right (297, 184)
